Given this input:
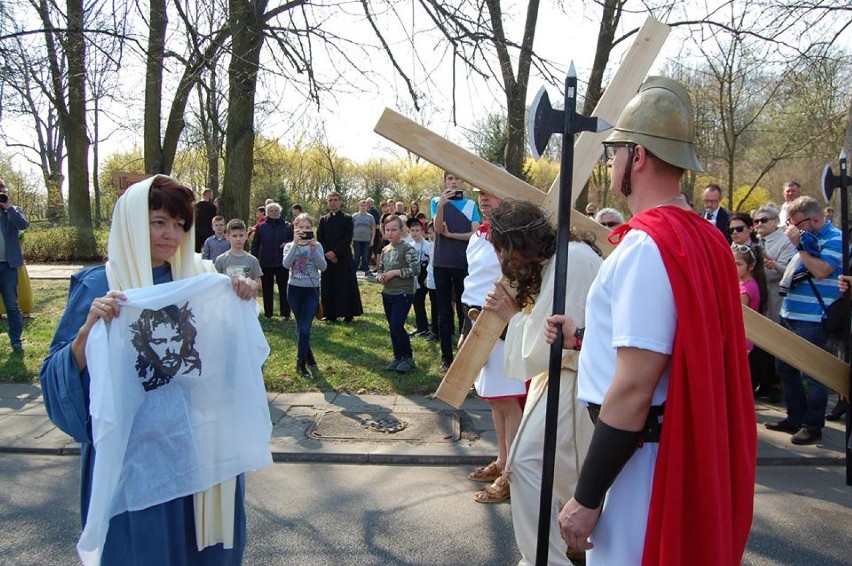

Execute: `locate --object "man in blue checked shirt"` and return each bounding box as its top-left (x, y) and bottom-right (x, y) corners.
top-left (765, 195), bottom-right (842, 445)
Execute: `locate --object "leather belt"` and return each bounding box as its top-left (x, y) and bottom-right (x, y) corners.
top-left (587, 403), bottom-right (665, 444)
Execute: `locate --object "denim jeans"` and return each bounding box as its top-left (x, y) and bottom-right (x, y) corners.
top-left (353, 240), bottom-right (372, 273)
top-left (775, 318), bottom-right (832, 429)
top-left (382, 292), bottom-right (413, 360)
top-left (433, 266), bottom-right (467, 363)
top-left (0, 262), bottom-right (22, 348)
top-left (288, 285), bottom-right (318, 362)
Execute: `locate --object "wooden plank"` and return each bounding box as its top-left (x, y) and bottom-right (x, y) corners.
top-left (742, 306), bottom-right (849, 394)
top-left (373, 109), bottom-right (546, 206)
top-left (544, 17), bottom-right (671, 212)
top-left (436, 280), bottom-right (516, 408)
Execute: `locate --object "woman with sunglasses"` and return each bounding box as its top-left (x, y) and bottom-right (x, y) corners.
top-left (752, 205), bottom-right (797, 322)
top-left (728, 212), bottom-right (759, 247)
top-left (751, 206), bottom-right (797, 403)
top-left (594, 207), bottom-right (625, 230)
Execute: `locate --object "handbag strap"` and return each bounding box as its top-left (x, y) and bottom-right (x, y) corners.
top-left (805, 277), bottom-right (829, 315)
top-left (301, 245), bottom-right (321, 301)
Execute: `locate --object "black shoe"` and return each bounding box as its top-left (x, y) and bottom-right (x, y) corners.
top-left (791, 426), bottom-right (822, 445)
top-left (440, 360), bottom-right (452, 373)
top-left (826, 399), bottom-right (849, 422)
top-left (425, 332), bottom-right (439, 342)
top-left (385, 359), bottom-right (401, 371)
top-left (343, 317), bottom-right (353, 323)
top-left (408, 329), bottom-right (424, 336)
top-left (296, 361), bottom-right (311, 379)
top-left (396, 358), bottom-right (415, 373)
top-left (765, 419), bottom-right (799, 434)
top-left (306, 350), bottom-right (318, 369)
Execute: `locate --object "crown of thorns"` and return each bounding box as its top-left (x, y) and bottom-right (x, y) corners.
top-left (489, 214), bottom-right (550, 234)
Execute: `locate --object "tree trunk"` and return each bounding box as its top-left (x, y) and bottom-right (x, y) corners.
top-left (221, 0), bottom-right (269, 221)
top-left (65, 0), bottom-right (95, 254)
top-left (576, 0), bottom-right (623, 212)
top-left (484, 0), bottom-right (540, 181)
top-left (144, 0), bottom-right (168, 174)
top-left (92, 96), bottom-right (102, 226)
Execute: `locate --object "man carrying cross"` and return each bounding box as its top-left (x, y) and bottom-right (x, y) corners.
top-left (555, 77), bottom-right (756, 564)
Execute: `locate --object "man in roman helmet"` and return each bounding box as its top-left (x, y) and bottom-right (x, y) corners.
top-left (552, 77), bottom-right (756, 565)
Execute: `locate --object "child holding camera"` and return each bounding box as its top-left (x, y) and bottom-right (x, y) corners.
top-left (282, 213), bottom-right (327, 378)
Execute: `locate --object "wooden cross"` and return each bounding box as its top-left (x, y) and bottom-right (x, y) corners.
top-left (373, 17), bottom-right (848, 406)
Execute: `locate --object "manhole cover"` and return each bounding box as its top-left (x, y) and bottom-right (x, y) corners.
top-left (308, 409), bottom-right (460, 442)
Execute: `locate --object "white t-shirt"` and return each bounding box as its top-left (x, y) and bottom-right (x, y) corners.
top-left (81, 273), bottom-right (272, 564)
top-left (461, 231), bottom-right (501, 306)
top-left (577, 229), bottom-right (676, 406)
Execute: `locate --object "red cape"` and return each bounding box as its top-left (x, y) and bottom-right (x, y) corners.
top-left (611, 207), bottom-right (756, 565)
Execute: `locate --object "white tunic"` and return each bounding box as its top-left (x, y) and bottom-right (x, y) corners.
top-left (503, 242), bottom-right (601, 565)
top-left (81, 273), bottom-right (272, 565)
top-left (577, 229), bottom-right (676, 565)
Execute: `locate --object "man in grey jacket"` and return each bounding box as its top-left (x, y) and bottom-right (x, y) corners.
top-left (0, 179), bottom-right (29, 353)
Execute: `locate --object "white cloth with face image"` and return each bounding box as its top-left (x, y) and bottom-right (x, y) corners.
top-left (80, 273), bottom-right (272, 566)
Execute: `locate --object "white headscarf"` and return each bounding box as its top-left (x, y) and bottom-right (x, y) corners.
top-left (105, 174), bottom-right (212, 291)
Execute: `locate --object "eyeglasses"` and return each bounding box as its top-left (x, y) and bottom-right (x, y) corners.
top-left (600, 221), bottom-right (621, 228)
top-left (602, 143), bottom-right (634, 161)
top-left (786, 217), bottom-right (814, 229)
top-left (754, 217), bottom-right (774, 224)
top-left (729, 225), bottom-right (747, 234)
top-left (731, 243), bottom-right (755, 260)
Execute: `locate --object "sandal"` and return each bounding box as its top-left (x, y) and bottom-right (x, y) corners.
top-left (468, 461), bottom-right (502, 482)
top-left (474, 476), bottom-right (510, 504)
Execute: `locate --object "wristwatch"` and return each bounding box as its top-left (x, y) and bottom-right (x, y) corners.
top-left (572, 327), bottom-right (585, 351)
top-left (796, 243), bottom-right (805, 251)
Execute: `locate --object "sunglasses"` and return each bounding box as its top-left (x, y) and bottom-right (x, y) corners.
top-left (600, 221), bottom-right (620, 228)
top-left (731, 243), bottom-right (755, 260)
top-left (754, 217), bottom-right (774, 224)
top-left (729, 225), bottom-right (748, 234)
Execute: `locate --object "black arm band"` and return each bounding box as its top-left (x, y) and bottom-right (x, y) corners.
top-left (573, 418), bottom-right (642, 509)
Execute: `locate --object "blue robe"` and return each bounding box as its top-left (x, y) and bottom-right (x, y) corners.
top-left (39, 264), bottom-right (245, 565)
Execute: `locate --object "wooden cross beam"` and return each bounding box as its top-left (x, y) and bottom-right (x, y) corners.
top-left (373, 18), bottom-right (849, 407)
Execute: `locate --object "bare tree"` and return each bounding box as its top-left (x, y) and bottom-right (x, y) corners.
top-left (0, 35), bottom-right (66, 221)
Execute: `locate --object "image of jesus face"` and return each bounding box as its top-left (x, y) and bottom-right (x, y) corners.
top-left (149, 320), bottom-right (183, 378)
top-left (130, 303), bottom-right (201, 391)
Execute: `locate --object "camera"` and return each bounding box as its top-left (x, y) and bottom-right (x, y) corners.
top-left (449, 190), bottom-right (464, 200)
top-left (0, 193), bottom-right (8, 204)
top-left (300, 230), bottom-right (314, 240)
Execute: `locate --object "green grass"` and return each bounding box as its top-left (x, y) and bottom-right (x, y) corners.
top-left (0, 278), bottom-right (447, 395)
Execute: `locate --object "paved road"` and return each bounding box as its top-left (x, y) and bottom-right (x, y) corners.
top-left (1, 454), bottom-right (850, 565)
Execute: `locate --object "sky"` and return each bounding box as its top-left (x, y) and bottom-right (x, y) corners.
top-left (2, 0), bottom-right (848, 187)
top-left (258, 2), bottom-right (671, 162)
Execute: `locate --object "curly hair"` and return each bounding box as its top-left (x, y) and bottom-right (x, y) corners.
top-left (490, 200), bottom-right (603, 308)
top-left (487, 201), bottom-right (596, 309)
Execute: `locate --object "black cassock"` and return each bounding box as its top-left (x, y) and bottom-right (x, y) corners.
top-left (317, 210), bottom-right (363, 320)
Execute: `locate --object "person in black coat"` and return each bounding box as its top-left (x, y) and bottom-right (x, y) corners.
top-left (250, 202), bottom-right (293, 318)
top-left (194, 189), bottom-right (218, 252)
top-left (701, 184), bottom-right (731, 243)
top-left (317, 192), bottom-right (363, 322)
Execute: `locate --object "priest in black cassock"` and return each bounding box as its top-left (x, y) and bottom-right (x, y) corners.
top-left (317, 192), bottom-right (363, 322)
